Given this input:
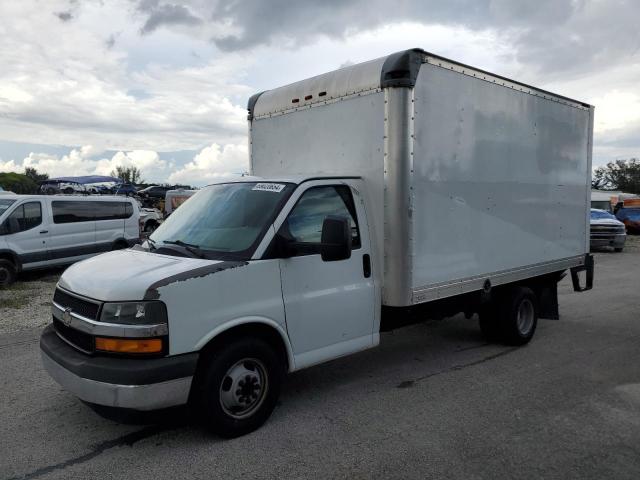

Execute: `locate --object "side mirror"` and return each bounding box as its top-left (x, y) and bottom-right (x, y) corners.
top-left (320, 216), bottom-right (352, 262)
top-left (0, 221), bottom-right (8, 235)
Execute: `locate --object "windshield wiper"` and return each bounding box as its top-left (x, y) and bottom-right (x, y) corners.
top-left (163, 239), bottom-right (206, 259)
top-left (145, 237), bottom-right (157, 251)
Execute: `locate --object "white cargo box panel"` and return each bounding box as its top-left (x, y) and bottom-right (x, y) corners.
top-left (410, 59), bottom-right (592, 303)
top-left (248, 49), bottom-right (593, 307)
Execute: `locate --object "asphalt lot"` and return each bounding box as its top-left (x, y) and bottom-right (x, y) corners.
top-left (1, 241), bottom-right (639, 480)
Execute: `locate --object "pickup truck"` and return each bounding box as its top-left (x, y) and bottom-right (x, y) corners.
top-left (40, 48), bottom-right (594, 438)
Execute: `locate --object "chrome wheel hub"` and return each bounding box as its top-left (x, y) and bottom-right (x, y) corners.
top-left (219, 358), bottom-right (268, 419)
top-left (516, 298), bottom-right (534, 335)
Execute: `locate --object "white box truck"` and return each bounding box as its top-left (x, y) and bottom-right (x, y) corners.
top-left (40, 48), bottom-right (594, 438)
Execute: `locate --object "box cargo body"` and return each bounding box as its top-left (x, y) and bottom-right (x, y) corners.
top-left (249, 48), bottom-right (594, 307)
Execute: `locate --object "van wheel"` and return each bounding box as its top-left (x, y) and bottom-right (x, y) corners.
top-left (63, 187), bottom-right (74, 194)
top-left (0, 260), bottom-right (16, 287)
top-left (498, 286), bottom-right (538, 346)
top-left (194, 337), bottom-right (283, 438)
top-left (614, 247), bottom-right (623, 252)
top-left (112, 240), bottom-right (128, 250)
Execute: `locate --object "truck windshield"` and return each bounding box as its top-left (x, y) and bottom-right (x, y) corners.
top-left (150, 182), bottom-right (293, 259)
top-left (0, 199), bottom-right (16, 216)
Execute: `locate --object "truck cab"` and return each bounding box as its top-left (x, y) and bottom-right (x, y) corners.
top-left (41, 177), bottom-right (378, 437)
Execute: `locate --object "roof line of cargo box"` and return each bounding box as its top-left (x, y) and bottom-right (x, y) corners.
top-left (421, 50), bottom-right (592, 109)
top-left (248, 48), bottom-right (592, 119)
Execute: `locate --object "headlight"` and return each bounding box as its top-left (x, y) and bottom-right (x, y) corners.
top-left (100, 301), bottom-right (167, 325)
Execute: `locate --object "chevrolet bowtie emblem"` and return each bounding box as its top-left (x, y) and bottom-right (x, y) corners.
top-left (62, 307), bottom-right (73, 327)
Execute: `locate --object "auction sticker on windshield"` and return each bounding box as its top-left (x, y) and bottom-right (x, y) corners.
top-left (252, 183), bottom-right (286, 193)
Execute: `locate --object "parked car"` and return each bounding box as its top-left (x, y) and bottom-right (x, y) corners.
top-left (139, 206), bottom-right (163, 234)
top-left (86, 184), bottom-right (113, 195)
top-left (113, 183), bottom-right (138, 196)
top-left (616, 207), bottom-right (640, 234)
top-left (39, 180), bottom-right (86, 195)
top-left (137, 185), bottom-right (170, 199)
top-left (590, 208), bottom-right (626, 251)
top-left (0, 195), bottom-right (140, 285)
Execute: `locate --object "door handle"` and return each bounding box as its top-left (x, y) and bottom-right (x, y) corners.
top-left (39, 230), bottom-right (48, 234)
top-left (362, 254), bottom-right (371, 278)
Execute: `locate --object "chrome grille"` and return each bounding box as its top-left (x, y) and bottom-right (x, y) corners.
top-left (52, 288), bottom-right (100, 320)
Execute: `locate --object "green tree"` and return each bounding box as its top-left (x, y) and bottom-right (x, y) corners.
top-left (592, 159), bottom-right (640, 194)
top-left (24, 166), bottom-right (49, 184)
top-left (0, 172), bottom-right (38, 193)
top-left (111, 165), bottom-right (144, 184)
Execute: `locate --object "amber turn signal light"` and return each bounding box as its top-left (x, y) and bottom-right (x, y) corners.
top-left (95, 337), bottom-right (163, 354)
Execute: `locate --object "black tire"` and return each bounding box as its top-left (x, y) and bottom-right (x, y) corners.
top-left (112, 240), bottom-right (128, 250)
top-left (46, 187), bottom-right (56, 195)
top-left (0, 259), bottom-right (16, 287)
top-left (193, 337), bottom-right (283, 438)
top-left (497, 286), bottom-right (538, 346)
top-left (63, 187), bottom-right (74, 194)
top-left (614, 247), bottom-right (623, 252)
top-left (144, 221), bottom-right (158, 234)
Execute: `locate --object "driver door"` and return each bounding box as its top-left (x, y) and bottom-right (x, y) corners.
top-left (277, 182), bottom-right (376, 369)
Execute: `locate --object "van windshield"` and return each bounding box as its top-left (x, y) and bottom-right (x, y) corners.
top-left (150, 182), bottom-right (293, 259)
top-left (0, 199), bottom-right (16, 216)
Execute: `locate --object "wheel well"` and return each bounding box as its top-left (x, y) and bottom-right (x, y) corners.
top-left (0, 252), bottom-right (19, 271)
top-left (196, 323), bottom-right (290, 376)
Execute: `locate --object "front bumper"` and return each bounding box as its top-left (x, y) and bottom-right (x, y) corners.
top-left (40, 325), bottom-right (198, 411)
top-left (590, 233), bottom-right (626, 249)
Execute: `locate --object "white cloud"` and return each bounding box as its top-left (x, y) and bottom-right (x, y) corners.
top-left (167, 143), bottom-right (249, 186)
top-left (0, 146), bottom-right (170, 183)
top-left (0, 1), bottom-right (250, 152)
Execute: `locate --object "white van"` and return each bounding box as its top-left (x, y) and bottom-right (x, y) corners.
top-left (0, 195), bottom-right (139, 285)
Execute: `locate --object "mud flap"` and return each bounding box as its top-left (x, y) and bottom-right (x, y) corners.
top-left (570, 254), bottom-right (594, 292)
top-left (539, 280), bottom-right (560, 320)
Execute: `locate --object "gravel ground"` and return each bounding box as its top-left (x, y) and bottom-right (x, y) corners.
top-left (0, 268), bottom-right (62, 335)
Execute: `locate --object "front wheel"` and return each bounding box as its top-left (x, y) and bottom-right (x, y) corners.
top-left (194, 338), bottom-right (283, 438)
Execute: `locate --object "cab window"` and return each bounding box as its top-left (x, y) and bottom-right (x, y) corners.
top-left (283, 185), bottom-right (360, 256)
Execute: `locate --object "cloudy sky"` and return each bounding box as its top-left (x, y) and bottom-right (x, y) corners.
top-left (0, 0), bottom-right (638, 186)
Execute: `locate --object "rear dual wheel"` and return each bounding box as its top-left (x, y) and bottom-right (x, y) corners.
top-left (479, 286), bottom-right (538, 346)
